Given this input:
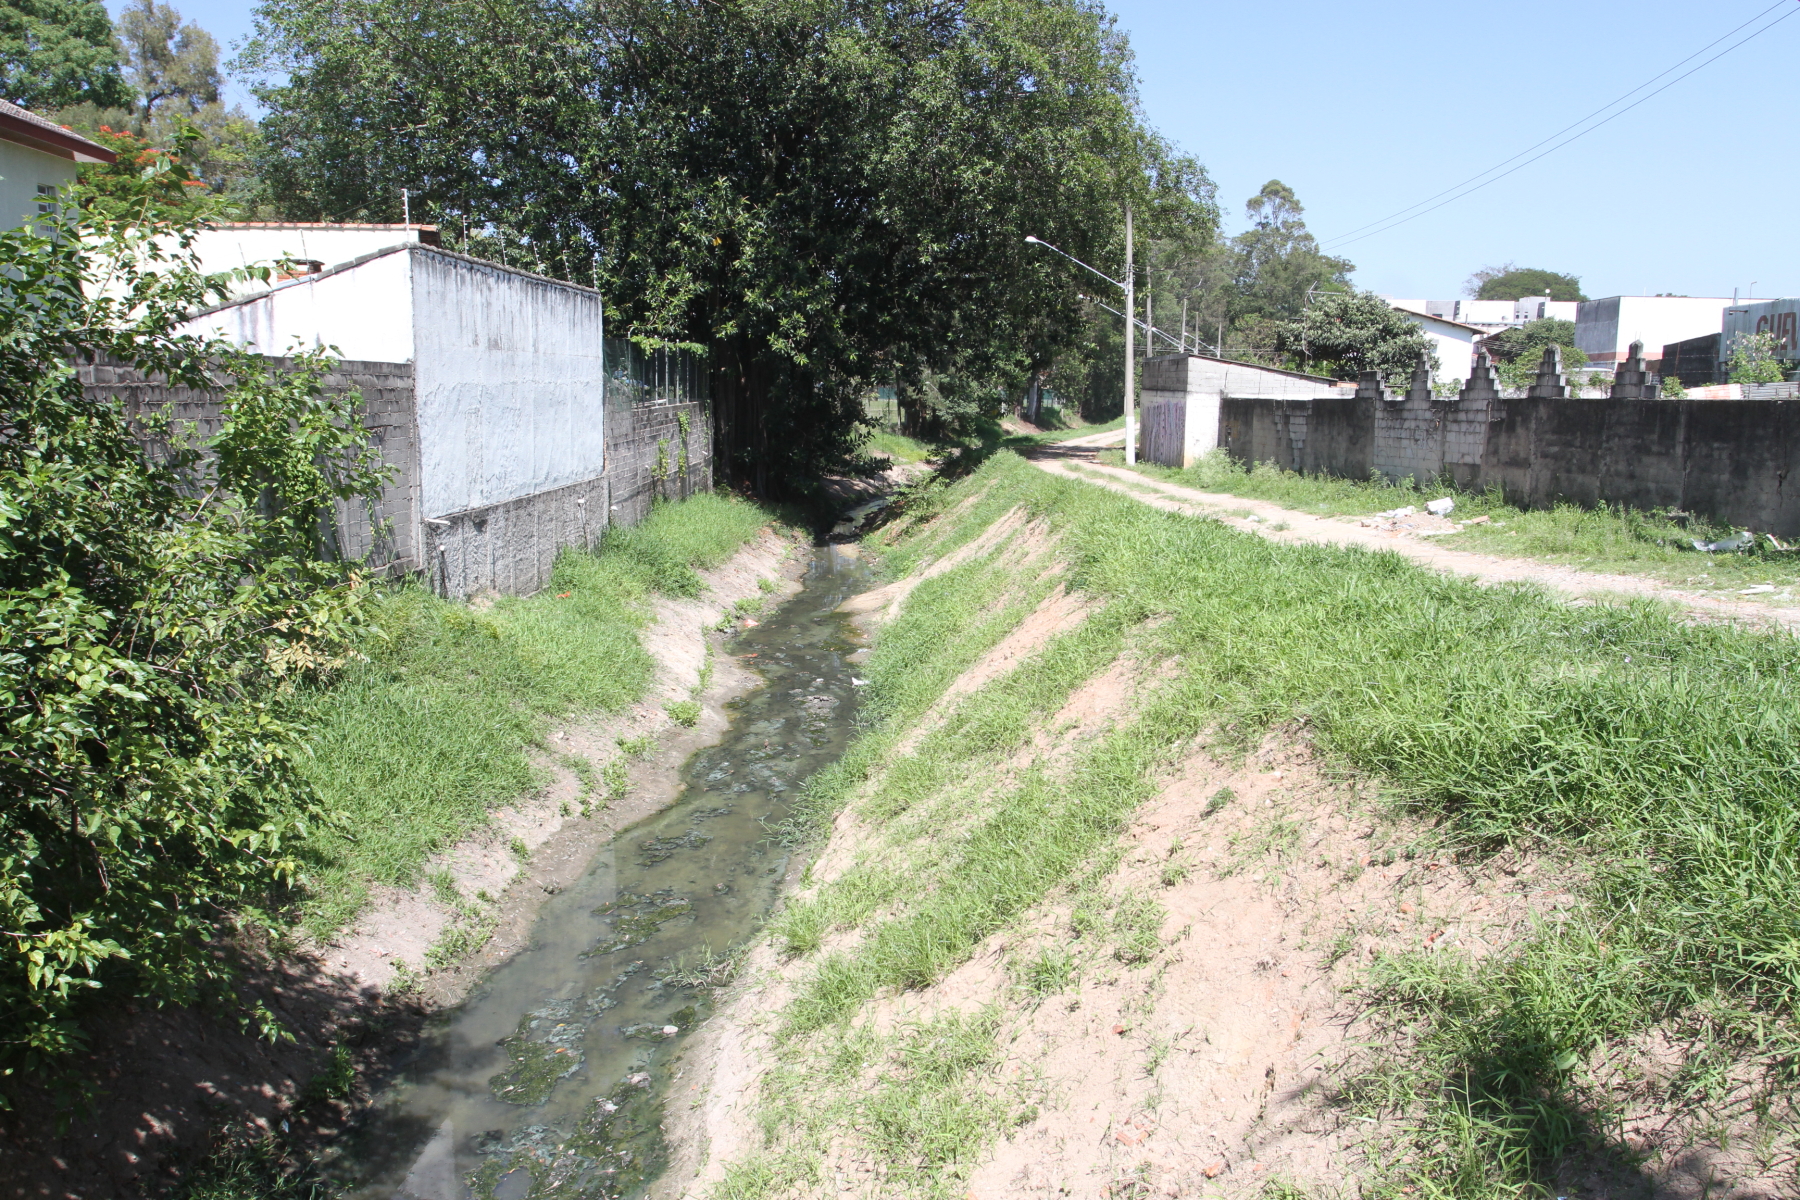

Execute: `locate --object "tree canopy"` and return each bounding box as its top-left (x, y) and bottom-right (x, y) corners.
top-left (49, 1), bottom-right (267, 216)
top-left (1276, 291), bottom-right (1430, 382)
top-left (240, 0), bottom-right (1216, 490)
top-left (0, 0), bottom-right (127, 109)
top-left (116, 0), bottom-right (220, 119)
top-left (1466, 263), bottom-right (1586, 302)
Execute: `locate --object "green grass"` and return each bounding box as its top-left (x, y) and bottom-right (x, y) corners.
top-left (1117, 449), bottom-right (1800, 591)
top-left (866, 429), bottom-right (937, 464)
top-left (731, 450), bottom-right (1800, 1196)
top-left (289, 492), bottom-right (773, 934)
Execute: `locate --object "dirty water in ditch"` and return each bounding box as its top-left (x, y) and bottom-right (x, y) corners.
top-left (330, 545), bottom-right (872, 1200)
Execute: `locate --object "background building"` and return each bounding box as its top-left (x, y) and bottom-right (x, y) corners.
top-left (1721, 297), bottom-right (1800, 362)
top-left (1574, 295), bottom-right (1735, 367)
top-left (0, 99), bottom-right (114, 227)
top-left (1383, 296), bottom-right (1578, 335)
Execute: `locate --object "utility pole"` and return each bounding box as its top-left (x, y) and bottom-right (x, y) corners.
top-left (1144, 273), bottom-right (1153, 358)
top-left (1124, 205), bottom-right (1136, 465)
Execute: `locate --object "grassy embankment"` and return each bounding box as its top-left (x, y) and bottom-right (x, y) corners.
top-left (287, 492), bottom-right (774, 935)
top-left (865, 411), bottom-right (1125, 467)
top-left (718, 450), bottom-right (1800, 1198)
top-left (1107, 447), bottom-right (1800, 593)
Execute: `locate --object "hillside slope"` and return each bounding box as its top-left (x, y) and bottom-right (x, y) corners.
top-left (663, 451), bottom-right (1800, 1200)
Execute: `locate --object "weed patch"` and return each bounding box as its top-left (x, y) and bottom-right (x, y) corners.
top-left (289, 492), bottom-right (773, 934)
top-left (731, 449), bottom-right (1800, 1192)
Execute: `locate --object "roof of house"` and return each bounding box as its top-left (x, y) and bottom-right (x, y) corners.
top-left (0, 99), bottom-right (116, 164)
top-left (1388, 305), bottom-right (1490, 336)
top-left (183, 241), bottom-right (601, 321)
top-left (208, 221), bottom-right (441, 241)
top-left (1155, 351), bottom-right (1339, 385)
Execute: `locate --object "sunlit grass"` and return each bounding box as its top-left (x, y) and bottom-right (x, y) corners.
top-left (1112, 449), bottom-right (1800, 590)
top-left (736, 450), bottom-right (1800, 1196)
top-left (290, 492), bottom-right (774, 934)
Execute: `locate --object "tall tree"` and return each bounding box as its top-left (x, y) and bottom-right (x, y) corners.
top-left (1225, 180), bottom-right (1352, 333)
top-left (0, 0), bottom-right (128, 109)
top-left (116, 0), bottom-right (220, 119)
top-left (239, 0), bottom-right (1215, 492)
top-left (50, 2), bottom-right (267, 216)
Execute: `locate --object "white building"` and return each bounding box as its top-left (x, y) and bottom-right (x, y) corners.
top-left (0, 99), bottom-right (115, 226)
top-left (1575, 296), bottom-right (1736, 366)
top-left (180, 221), bottom-right (440, 296)
top-left (1385, 305), bottom-right (1489, 383)
top-left (179, 242), bottom-right (605, 523)
top-left (1383, 296), bottom-right (1578, 335)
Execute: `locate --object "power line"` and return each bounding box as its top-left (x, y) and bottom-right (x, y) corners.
top-left (1323, 1), bottom-right (1799, 250)
top-left (1323, 0), bottom-right (1791, 246)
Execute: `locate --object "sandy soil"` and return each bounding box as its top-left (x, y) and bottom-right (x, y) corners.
top-left (1029, 449), bottom-right (1800, 633)
top-left (659, 502), bottom-right (1794, 1200)
top-left (0, 528), bottom-right (807, 1200)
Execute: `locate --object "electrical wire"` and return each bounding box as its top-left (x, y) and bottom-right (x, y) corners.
top-left (1323, 0), bottom-right (1799, 250)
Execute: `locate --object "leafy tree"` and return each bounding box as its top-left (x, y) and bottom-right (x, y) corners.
top-left (1465, 263), bottom-right (1586, 302)
top-left (0, 0), bottom-right (128, 109)
top-left (50, 4), bottom-right (267, 215)
top-left (1275, 290), bottom-right (1431, 381)
top-left (116, 0), bottom-right (220, 119)
top-left (1485, 317), bottom-right (1587, 390)
top-left (1727, 330), bottom-right (1787, 385)
top-left (239, 0), bottom-right (1216, 492)
top-left (1224, 180), bottom-right (1353, 330)
top-left (0, 173), bottom-right (386, 1082)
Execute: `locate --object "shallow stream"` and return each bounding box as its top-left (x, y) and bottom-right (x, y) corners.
top-left (333, 546), bottom-right (871, 1200)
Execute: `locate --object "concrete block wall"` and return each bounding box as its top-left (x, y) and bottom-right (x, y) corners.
top-left (1369, 356), bottom-right (1497, 489)
top-left (425, 398), bottom-right (710, 597)
top-left (92, 356), bottom-right (714, 598)
top-left (83, 355), bottom-right (422, 572)
top-left (1214, 357), bottom-right (1800, 537)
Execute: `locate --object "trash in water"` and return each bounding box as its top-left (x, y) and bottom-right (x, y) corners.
top-left (1740, 584), bottom-right (1777, 594)
top-left (851, 677), bottom-right (869, 687)
top-left (1692, 532), bottom-right (1753, 552)
top-left (1426, 497), bottom-right (1455, 516)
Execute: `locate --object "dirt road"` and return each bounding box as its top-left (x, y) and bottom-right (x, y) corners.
top-left (1027, 439), bottom-right (1800, 633)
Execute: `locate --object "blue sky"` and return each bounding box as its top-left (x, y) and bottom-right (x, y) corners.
top-left (1109, 0), bottom-right (1800, 302)
top-left (135, 0), bottom-right (1797, 302)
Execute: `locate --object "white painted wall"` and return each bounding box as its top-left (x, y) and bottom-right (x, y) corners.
top-left (1576, 296), bottom-right (1733, 362)
top-left (188, 225), bottom-right (425, 275)
top-left (0, 140), bottom-right (77, 229)
top-left (181, 245), bottom-right (610, 520)
top-left (177, 249), bottom-right (416, 363)
top-left (1392, 309), bottom-right (1479, 382)
top-left (410, 252), bottom-right (606, 517)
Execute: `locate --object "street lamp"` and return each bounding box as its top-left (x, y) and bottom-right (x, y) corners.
top-left (1026, 214), bottom-right (1137, 465)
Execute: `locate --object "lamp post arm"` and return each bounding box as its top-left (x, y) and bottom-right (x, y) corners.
top-left (1025, 235), bottom-right (1125, 292)
top-left (1081, 294), bottom-right (1175, 345)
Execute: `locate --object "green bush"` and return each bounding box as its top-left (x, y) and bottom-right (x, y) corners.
top-left (0, 196), bottom-right (387, 1077)
top-left (288, 491), bottom-right (771, 933)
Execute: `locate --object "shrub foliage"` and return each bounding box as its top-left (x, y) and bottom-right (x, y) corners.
top-left (0, 184), bottom-right (386, 1081)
